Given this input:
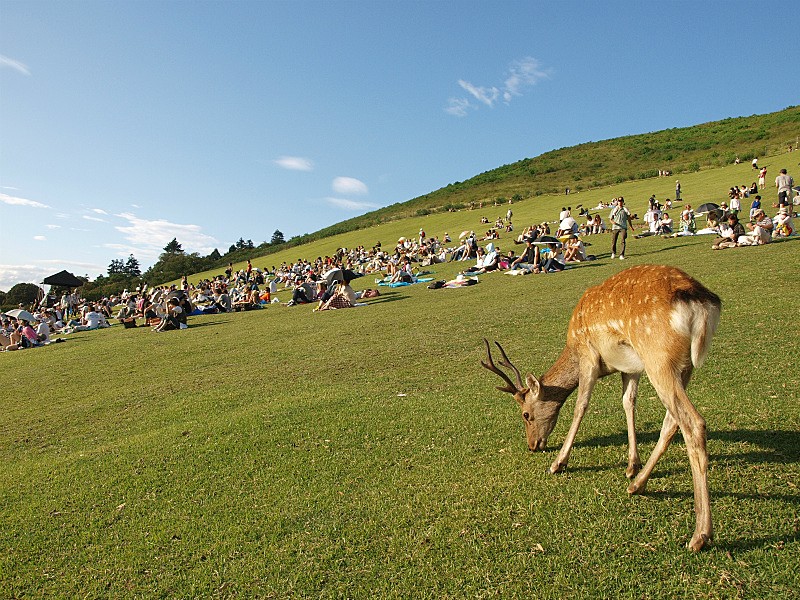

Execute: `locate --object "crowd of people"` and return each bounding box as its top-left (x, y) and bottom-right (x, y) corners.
top-left (4, 166), bottom-right (797, 353)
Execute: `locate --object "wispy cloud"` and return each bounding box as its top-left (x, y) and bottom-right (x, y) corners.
top-left (83, 215), bottom-right (107, 223)
top-left (502, 57), bottom-right (550, 102)
top-left (275, 156), bottom-right (314, 171)
top-left (114, 212), bottom-right (219, 259)
top-left (446, 56), bottom-right (551, 117)
top-left (324, 197), bottom-right (379, 211)
top-left (459, 80), bottom-right (500, 107)
top-left (0, 192), bottom-right (50, 209)
top-left (91, 208), bottom-right (108, 215)
top-left (445, 97), bottom-right (473, 117)
top-left (33, 235), bottom-right (46, 241)
top-left (0, 55), bottom-right (30, 76)
top-left (46, 224), bottom-right (61, 230)
top-left (332, 176), bottom-right (368, 195)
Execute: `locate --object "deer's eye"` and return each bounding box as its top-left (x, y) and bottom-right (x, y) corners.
top-left (523, 412), bottom-right (530, 421)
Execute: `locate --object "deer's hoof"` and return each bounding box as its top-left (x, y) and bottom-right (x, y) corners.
top-left (627, 480), bottom-right (647, 495)
top-left (625, 462), bottom-right (641, 479)
top-left (548, 462), bottom-right (565, 474)
top-left (688, 532), bottom-right (712, 552)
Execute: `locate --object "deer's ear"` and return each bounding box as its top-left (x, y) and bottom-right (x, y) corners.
top-left (526, 373), bottom-right (541, 397)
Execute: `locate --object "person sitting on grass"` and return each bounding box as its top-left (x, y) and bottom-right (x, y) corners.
top-left (66, 305), bottom-right (109, 332)
top-left (315, 281), bottom-right (357, 311)
top-left (463, 243), bottom-right (499, 275)
top-left (563, 235), bottom-right (588, 262)
top-left (539, 243), bottom-right (566, 273)
top-left (737, 209), bottom-right (773, 246)
top-left (772, 207), bottom-right (794, 238)
top-left (509, 237), bottom-right (542, 273)
top-left (712, 213), bottom-right (746, 250)
top-left (3, 318), bottom-right (41, 351)
top-left (116, 297), bottom-right (139, 328)
top-left (656, 212), bottom-right (673, 235)
top-left (153, 297), bottom-right (184, 332)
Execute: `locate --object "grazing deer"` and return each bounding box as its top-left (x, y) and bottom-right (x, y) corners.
top-left (482, 264), bottom-right (721, 551)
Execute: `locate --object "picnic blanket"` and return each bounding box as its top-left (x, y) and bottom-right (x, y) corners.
top-left (377, 277), bottom-right (435, 287)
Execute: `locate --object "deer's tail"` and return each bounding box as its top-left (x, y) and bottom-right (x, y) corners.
top-left (689, 296), bottom-right (721, 369)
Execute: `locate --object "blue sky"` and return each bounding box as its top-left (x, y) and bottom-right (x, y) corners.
top-left (1, 0), bottom-right (796, 291)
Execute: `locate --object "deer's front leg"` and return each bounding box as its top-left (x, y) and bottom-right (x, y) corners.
top-left (621, 372), bottom-right (642, 478)
top-left (549, 366), bottom-right (599, 474)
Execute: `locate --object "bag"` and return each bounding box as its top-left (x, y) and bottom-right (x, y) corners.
top-left (427, 280), bottom-right (446, 289)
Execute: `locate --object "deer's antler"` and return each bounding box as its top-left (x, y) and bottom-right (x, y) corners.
top-left (481, 338), bottom-right (525, 393)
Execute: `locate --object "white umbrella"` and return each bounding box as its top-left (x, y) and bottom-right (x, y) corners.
top-left (459, 230), bottom-right (471, 239)
top-left (5, 308), bottom-right (35, 322)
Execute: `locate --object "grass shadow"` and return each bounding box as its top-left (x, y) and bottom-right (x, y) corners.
top-left (186, 320), bottom-right (225, 329)
top-left (573, 429), bottom-right (800, 464)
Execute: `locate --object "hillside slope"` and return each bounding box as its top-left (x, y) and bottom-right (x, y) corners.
top-left (276, 106), bottom-right (799, 246)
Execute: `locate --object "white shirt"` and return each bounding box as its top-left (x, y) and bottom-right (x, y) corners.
top-left (36, 321), bottom-right (51, 343)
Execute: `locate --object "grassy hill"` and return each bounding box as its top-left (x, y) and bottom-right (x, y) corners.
top-left (262, 105), bottom-right (799, 250)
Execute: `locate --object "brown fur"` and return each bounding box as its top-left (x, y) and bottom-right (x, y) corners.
top-left (482, 265), bottom-right (721, 551)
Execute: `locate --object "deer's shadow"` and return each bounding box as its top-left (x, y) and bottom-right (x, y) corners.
top-left (560, 428), bottom-right (800, 551)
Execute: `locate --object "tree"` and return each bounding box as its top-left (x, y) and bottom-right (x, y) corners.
top-left (163, 238), bottom-right (183, 253)
top-left (271, 229), bottom-right (285, 245)
top-left (6, 282), bottom-right (41, 307)
top-left (228, 244), bottom-right (236, 254)
top-left (208, 248), bottom-right (221, 261)
top-left (124, 254), bottom-right (141, 278)
top-left (107, 259), bottom-right (125, 276)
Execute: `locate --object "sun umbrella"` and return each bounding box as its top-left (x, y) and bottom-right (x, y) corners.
top-left (696, 203), bottom-right (719, 214)
top-left (531, 235), bottom-right (561, 245)
top-left (5, 309), bottom-right (35, 322)
top-left (167, 290), bottom-right (187, 299)
top-left (459, 230), bottom-right (471, 239)
top-left (324, 269), bottom-right (363, 286)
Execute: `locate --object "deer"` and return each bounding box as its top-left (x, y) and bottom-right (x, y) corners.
top-left (482, 264), bottom-right (721, 551)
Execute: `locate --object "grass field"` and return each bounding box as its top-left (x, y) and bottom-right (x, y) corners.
top-left (3, 158), bottom-right (800, 598)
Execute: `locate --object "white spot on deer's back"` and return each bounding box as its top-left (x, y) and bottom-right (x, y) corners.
top-left (608, 319), bottom-right (624, 332)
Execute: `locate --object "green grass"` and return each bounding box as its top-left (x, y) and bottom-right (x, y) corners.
top-left (3, 163), bottom-right (800, 597)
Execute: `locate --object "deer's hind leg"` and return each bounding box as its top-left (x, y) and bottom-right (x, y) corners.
top-left (631, 364), bottom-right (712, 551)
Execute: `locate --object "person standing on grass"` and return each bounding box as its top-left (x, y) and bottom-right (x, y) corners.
top-left (675, 180), bottom-right (681, 202)
top-left (609, 197), bottom-right (634, 260)
top-left (775, 169), bottom-right (794, 207)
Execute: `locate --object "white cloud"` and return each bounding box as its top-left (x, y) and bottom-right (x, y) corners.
top-left (459, 80), bottom-right (500, 107)
top-left (33, 235), bottom-right (46, 241)
top-left (445, 97), bottom-right (473, 117)
top-left (502, 57), bottom-right (550, 102)
top-left (0, 55), bottom-right (30, 76)
top-left (91, 208), bottom-right (108, 215)
top-left (447, 56), bottom-right (551, 116)
top-left (323, 197), bottom-right (379, 211)
top-left (0, 192), bottom-right (50, 209)
top-left (46, 224), bottom-right (61, 230)
top-left (0, 260), bottom-right (105, 293)
top-left (114, 212), bottom-right (219, 258)
top-left (83, 215), bottom-right (107, 223)
top-left (275, 156), bottom-right (314, 171)
top-left (332, 176), bottom-right (368, 196)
